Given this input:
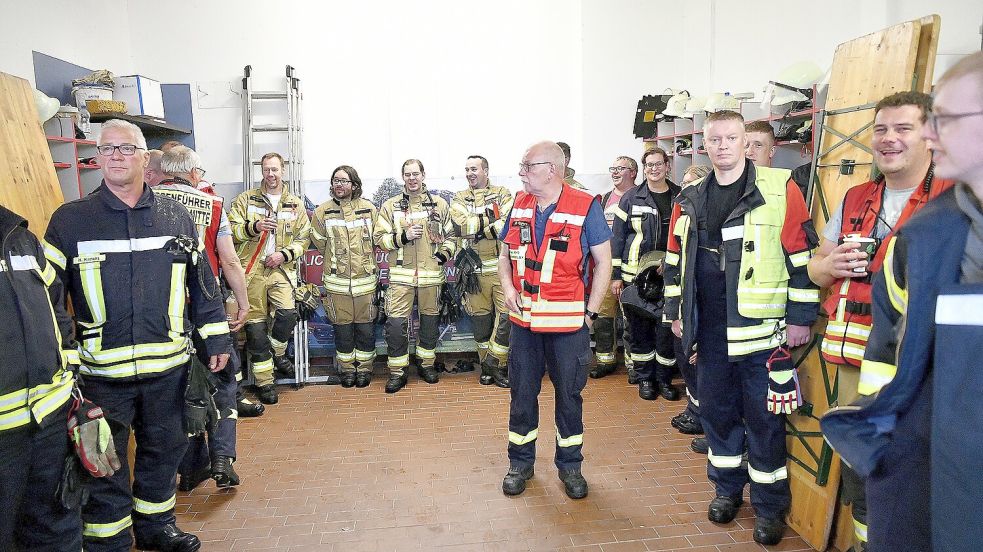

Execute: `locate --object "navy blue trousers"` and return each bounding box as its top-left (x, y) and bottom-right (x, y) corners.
top-left (507, 324), bottom-right (591, 470)
top-left (81, 367), bottom-right (188, 552)
top-left (0, 405), bottom-right (81, 552)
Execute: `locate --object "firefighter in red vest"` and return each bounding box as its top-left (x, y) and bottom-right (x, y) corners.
top-left (807, 91), bottom-right (953, 552)
top-left (498, 141), bottom-right (612, 500)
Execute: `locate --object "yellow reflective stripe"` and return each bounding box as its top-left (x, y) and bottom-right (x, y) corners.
top-left (515, 245), bottom-right (528, 277)
top-left (824, 321), bottom-right (872, 339)
top-left (80, 352), bottom-right (190, 378)
top-left (556, 429), bottom-right (583, 447)
top-left (655, 353), bottom-right (676, 366)
top-left (748, 464), bottom-right (788, 484)
top-left (788, 287), bottom-right (820, 302)
top-left (595, 352), bottom-right (616, 363)
top-left (355, 349), bottom-right (376, 361)
top-left (883, 237), bottom-right (907, 313)
top-left (63, 348), bottom-right (80, 366)
top-left (336, 350), bottom-right (356, 362)
top-left (627, 217), bottom-right (644, 268)
top-left (133, 494), bottom-right (176, 515)
top-left (686, 387), bottom-right (700, 406)
top-left (528, 300), bottom-right (585, 313)
top-left (613, 205), bottom-right (628, 221)
top-left (42, 240), bottom-right (67, 270)
top-left (727, 321), bottom-right (783, 341)
top-left (509, 428), bottom-right (538, 445)
top-left (0, 407), bottom-right (31, 430)
top-left (858, 360), bottom-right (897, 395)
top-left (611, 258), bottom-right (622, 268)
top-left (83, 515), bottom-right (132, 538)
top-left (29, 371), bottom-right (74, 424)
top-left (789, 250), bottom-right (811, 267)
top-left (388, 354), bottom-right (409, 367)
top-left (665, 252), bottom-right (680, 266)
top-left (252, 358), bottom-right (274, 375)
top-left (416, 346), bottom-right (436, 360)
top-left (820, 339), bottom-right (866, 362)
top-left (708, 449), bottom-right (743, 468)
top-left (81, 338), bottom-right (188, 365)
top-left (530, 315), bottom-right (584, 329)
top-left (39, 261), bottom-right (57, 286)
top-left (665, 284), bottom-right (681, 297)
top-left (727, 335), bottom-right (783, 356)
top-left (489, 341), bottom-right (509, 356)
top-left (738, 286), bottom-right (788, 295)
top-left (854, 520), bottom-right (868, 542)
top-left (541, 245), bottom-right (557, 284)
top-left (630, 351), bottom-right (656, 362)
top-left (167, 263), bottom-right (187, 336)
top-left (323, 274), bottom-right (378, 296)
top-left (198, 321), bottom-right (230, 339)
top-left (79, 261), bottom-right (107, 326)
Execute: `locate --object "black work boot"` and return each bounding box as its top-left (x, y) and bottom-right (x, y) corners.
top-left (638, 380), bottom-right (657, 400)
top-left (256, 384), bottom-right (278, 405)
top-left (671, 412), bottom-right (704, 434)
top-left (385, 374), bottom-right (408, 393)
top-left (417, 365), bottom-right (439, 384)
top-left (178, 465), bottom-right (211, 492)
top-left (708, 496), bottom-right (743, 524)
top-left (236, 397), bottom-right (265, 418)
top-left (691, 437), bottom-right (709, 454)
top-left (340, 371), bottom-right (357, 388)
top-left (272, 355), bottom-right (295, 379)
top-left (492, 365), bottom-right (510, 388)
top-left (502, 464), bottom-right (534, 496)
top-left (355, 372), bottom-right (372, 388)
top-left (455, 359), bottom-right (476, 373)
top-left (627, 366), bottom-right (639, 385)
top-left (479, 364), bottom-right (495, 385)
top-left (588, 364), bottom-right (615, 379)
top-left (558, 468), bottom-right (589, 499)
top-left (753, 516), bottom-right (786, 545)
top-left (659, 381), bottom-right (681, 401)
top-left (211, 456), bottom-right (240, 488)
top-left (134, 523), bottom-right (201, 552)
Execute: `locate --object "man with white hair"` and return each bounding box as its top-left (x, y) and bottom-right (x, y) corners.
top-left (156, 146), bottom-right (255, 491)
top-left (44, 119), bottom-right (232, 552)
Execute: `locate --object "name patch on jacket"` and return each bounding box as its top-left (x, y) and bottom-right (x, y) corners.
top-left (155, 189), bottom-right (214, 227)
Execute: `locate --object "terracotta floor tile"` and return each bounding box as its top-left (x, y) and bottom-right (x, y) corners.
top-left (174, 369), bottom-right (806, 551)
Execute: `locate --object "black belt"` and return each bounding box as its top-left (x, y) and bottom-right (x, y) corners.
top-left (845, 300), bottom-right (871, 316)
top-left (522, 281), bottom-right (539, 294)
top-left (525, 258), bottom-right (543, 271)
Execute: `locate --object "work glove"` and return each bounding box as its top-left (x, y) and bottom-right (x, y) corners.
top-left (67, 394), bottom-right (122, 478)
top-left (184, 357), bottom-right (218, 436)
top-left (766, 346), bottom-right (802, 415)
top-left (294, 282), bottom-right (322, 322)
top-left (439, 283), bottom-right (461, 325)
top-left (454, 247), bottom-right (482, 296)
top-left (373, 283), bottom-right (388, 325)
top-left (57, 454), bottom-right (90, 510)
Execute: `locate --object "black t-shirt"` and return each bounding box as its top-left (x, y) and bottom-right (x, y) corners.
top-left (652, 188), bottom-right (674, 251)
top-left (704, 163), bottom-right (749, 247)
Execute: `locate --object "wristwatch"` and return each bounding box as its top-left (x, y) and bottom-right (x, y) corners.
top-left (585, 309), bottom-right (599, 321)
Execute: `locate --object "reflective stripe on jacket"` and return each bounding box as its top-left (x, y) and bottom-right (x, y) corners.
top-left (310, 197), bottom-right (379, 296)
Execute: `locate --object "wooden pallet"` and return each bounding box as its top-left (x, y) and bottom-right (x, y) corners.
top-left (0, 72), bottom-right (66, 232)
top-left (786, 15), bottom-right (940, 551)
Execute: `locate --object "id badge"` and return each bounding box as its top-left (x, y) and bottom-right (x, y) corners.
top-left (517, 222), bottom-right (532, 244)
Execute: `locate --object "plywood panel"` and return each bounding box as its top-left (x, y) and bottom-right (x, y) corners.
top-left (788, 15), bottom-right (941, 550)
top-left (0, 72), bottom-right (65, 232)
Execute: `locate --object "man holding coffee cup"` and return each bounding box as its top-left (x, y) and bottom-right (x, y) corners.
top-left (806, 91), bottom-right (953, 551)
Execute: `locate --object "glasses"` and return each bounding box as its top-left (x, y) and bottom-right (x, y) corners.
top-left (643, 162), bottom-right (665, 169)
top-left (193, 167), bottom-right (207, 179)
top-left (519, 161), bottom-right (552, 172)
top-left (96, 144), bottom-right (144, 156)
top-left (608, 166), bottom-right (632, 174)
top-left (927, 110), bottom-right (983, 134)
top-left (403, 172), bottom-right (422, 178)
top-left (331, 178), bottom-right (352, 185)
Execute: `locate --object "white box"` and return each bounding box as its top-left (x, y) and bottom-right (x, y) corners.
top-left (114, 75), bottom-right (165, 119)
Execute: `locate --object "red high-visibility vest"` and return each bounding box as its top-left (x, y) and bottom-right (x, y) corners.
top-left (155, 179), bottom-right (224, 277)
top-left (821, 176), bottom-right (952, 366)
top-left (504, 186), bottom-right (596, 333)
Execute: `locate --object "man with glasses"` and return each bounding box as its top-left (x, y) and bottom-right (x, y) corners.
top-left (822, 52), bottom-right (983, 552)
top-left (310, 165), bottom-right (379, 389)
top-left (664, 110), bottom-right (819, 545)
top-left (450, 155), bottom-right (513, 388)
top-left (44, 119), bottom-right (232, 552)
top-left (589, 156), bottom-right (639, 381)
top-left (808, 91), bottom-right (952, 552)
top-left (498, 141), bottom-right (612, 499)
top-left (610, 149), bottom-right (683, 404)
top-left (745, 121), bottom-right (777, 168)
top-left (229, 152), bottom-right (312, 405)
top-left (154, 146), bottom-right (254, 492)
top-left (374, 159), bottom-right (456, 393)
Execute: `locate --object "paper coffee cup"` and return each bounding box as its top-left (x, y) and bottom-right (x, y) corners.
top-left (845, 234), bottom-right (876, 273)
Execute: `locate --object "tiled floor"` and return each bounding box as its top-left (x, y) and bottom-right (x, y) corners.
top-left (176, 366), bottom-right (814, 551)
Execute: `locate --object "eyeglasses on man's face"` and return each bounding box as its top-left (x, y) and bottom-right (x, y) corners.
top-left (644, 161), bottom-right (665, 170)
top-left (97, 144), bottom-right (144, 156)
top-left (519, 161), bottom-right (551, 173)
top-left (926, 110), bottom-right (983, 134)
top-left (608, 166), bottom-right (633, 174)
top-left (332, 178), bottom-right (352, 185)
top-left (193, 167), bottom-right (207, 179)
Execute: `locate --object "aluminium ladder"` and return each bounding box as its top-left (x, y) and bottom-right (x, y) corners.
top-left (241, 65), bottom-right (316, 384)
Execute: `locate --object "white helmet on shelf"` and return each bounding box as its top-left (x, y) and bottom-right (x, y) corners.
top-left (684, 96), bottom-right (707, 117)
top-left (33, 89), bottom-right (59, 123)
top-left (764, 61), bottom-right (825, 108)
top-left (661, 90), bottom-right (691, 118)
top-left (704, 92), bottom-right (742, 113)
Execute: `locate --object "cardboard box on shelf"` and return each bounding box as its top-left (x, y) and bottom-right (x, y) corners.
top-left (114, 75), bottom-right (165, 119)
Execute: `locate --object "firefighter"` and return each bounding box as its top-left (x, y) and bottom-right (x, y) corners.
top-left (228, 152), bottom-right (312, 405)
top-left (808, 91), bottom-right (952, 552)
top-left (0, 205), bottom-right (86, 551)
top-left (450, 155), bottom-right (513, 387)
top-left (664, 110), bottom-right (819, 545)
top-left (557, 142), bottom-right (586, 189)
top-left (499, 141), bottom-right (612, 499)
top-left (44, 119), bottom-right (232, 552)
top-left (373, 159), bottom-right (456, 394)
top-left (155, 146), bottom-right (254, 491)
top-left (609, 149), bottom-right (682, 402)
top-left (310, 165), bottom-right (379, 389)
top-left (822, 52), bottom-right (983, 552)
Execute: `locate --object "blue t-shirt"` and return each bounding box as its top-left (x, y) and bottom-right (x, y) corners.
top-left (499, 197), bottom-right (612, 284)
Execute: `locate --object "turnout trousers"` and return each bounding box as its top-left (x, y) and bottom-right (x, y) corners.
top-left (323, 291), bottom-right (377, 374)
top-left (624, 309), bottom-right (676, 385)
top-left (81, 367), bottom-right (188, 552)
top-left (463, 271), bottom-right (511, 371)
top-left (507, 324), bottom-right (592, 471)
top-left (385, 283), bottom-right (440, 376)
top-left (695, 248), bottom-right (789, 520)
top-left (0, 403), bottom-right (81, 552)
